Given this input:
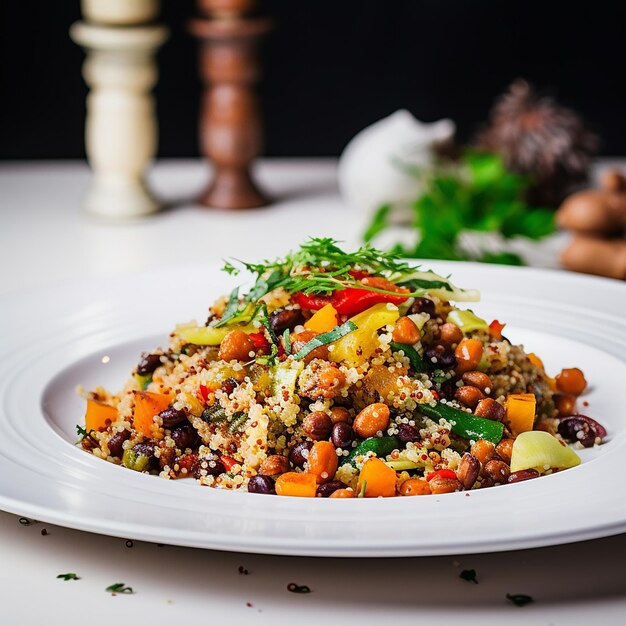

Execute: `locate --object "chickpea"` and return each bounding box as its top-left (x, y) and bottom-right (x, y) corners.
top-left (461, 371), bottom-right (493, 393)
top-left (329, 488), bottom-right (355, 498)
top-left (290, 330), bottom-right (329, 363)
top-left (456, 453), bottom-right (480, 490)
top-left (455, 385), bottom-right (485, 409)
top-left (439, 323), bottom-right (464, 346)
top-left (495, 438), bottom-right (514, 464)
top-left (218, 329), bottom-right (256, 362)
top-left (330, 406), bottom-right (352, 424)
top-left (474, 398), bottom-right (506, 422)
top-left (302, 412), bottom-right (333, 440)
top-left (307, 440), bottom-right (339, 484)
top-left (470, 439), bottom-right (496, 465)
top-left (454, 339), bottom-right (484, 374)
top-left (398, 478), bottom-right (432, 496)
top-left (483, 459), bottom-right (510, 484)
top-left (555, 368), bottom-right (587, 396)
top-left (428, 475), bottom-right (461, 494)
top-left (392, 316), bottom-right (421, 345)
top-left (259, 455), bottom-right (289, 476)
top-left (353, 403), bottom-right (391, 438)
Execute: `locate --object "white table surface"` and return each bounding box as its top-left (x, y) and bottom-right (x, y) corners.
top-left (1, 159), bottom-right (625, 625)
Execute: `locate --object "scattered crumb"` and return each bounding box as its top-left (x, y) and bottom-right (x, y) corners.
top-left (238, 565), bottom-right (250, 575)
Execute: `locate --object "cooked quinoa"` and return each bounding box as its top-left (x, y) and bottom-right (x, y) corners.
top-left (79, 239), bottom-right (604, 497)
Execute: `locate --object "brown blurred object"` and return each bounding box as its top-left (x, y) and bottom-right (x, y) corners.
top-left (475, 80), bottom-right (598, 208)
top-left (189, 0), bottom-right (271, 209)
top-left (557, 170), bottom-right (626, 280)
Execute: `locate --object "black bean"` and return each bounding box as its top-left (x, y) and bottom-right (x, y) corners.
top-left (132, 442), bottom-right (156, 458)
top-left (558, 415), bottom-right (607, 446)
top-left (397, 423), bottom-right (420, 444)
top-left (316, 481), bottom-right (345, 497)
top-left (222, 378), bottom-right (239, 395)
top-left (158, 407), bottom-right (187, 429)
top-left (136, 353), bottom-right (162, 376)
top-left (269, 308), bottom-right (305, 334)
top-left (331, 422), bottom-right (354, 449)
top-left (171, 423), bottom-right (199, 449)
top-left (108, 430), bottom-right (130, 458)
top-left (288, 441), bottom-right (313, 468)
top-left (193, 457), bottom-right (225, 478)
top-left (409, 297), bottom-right (436, 316)
top-left (425, 345), bottom-right (457, 369)
top-left (247, 475), bottom-right (276, 494)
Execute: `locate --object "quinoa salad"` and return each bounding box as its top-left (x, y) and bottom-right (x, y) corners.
top-left (79, 238), bottom-right (607, 498)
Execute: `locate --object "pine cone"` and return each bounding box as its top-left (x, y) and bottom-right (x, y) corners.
top-left (474, 80), bottom-right (598, 207)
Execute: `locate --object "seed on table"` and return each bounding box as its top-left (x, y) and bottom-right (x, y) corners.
top-left (331, 421), bottom-right (354, 449)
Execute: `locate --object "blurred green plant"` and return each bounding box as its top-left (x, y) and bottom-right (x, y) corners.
top-left (363, 152), bottom-right (555, 265)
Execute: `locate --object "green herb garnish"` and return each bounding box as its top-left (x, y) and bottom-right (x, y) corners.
top-left (364, 152), bottom-right (555, 265)
top-left (292, 321), bottom-right (357, 361)
top-left (506, 593), bottom-right (534, 607)
top-left (389, 342), bottom-right (427, 372)
top-left (358, 480), bottom-right (367, 498)
top-left (57, 573), bottom-right (80, 581)
top-left (106, 582), bottom-right (134, 595)
top-left (227, 412), bottom-right (248, 434)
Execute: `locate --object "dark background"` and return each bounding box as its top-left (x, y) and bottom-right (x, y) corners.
top-left (1, 0), bottom-right (626, 160)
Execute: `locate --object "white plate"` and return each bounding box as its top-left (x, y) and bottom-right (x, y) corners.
top-left (1, 262), bottom-right (625, 557)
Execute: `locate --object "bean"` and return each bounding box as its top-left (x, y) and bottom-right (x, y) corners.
top-left (329, 488), bottom-right (355, 498)
top-left (558, 415), bottom-right (606, 447)
top-left (302, 412), bottom-right (333, 440)
top-left (259, 455), bottom-right (289, 476)
top-left (455, 386), bottom-right (485, 409)
top-left (396, 423), bottom-right (420, 444)
top-left (454, 339), bottom-right (484, 374)
top-left (107, 430), bottom-right (130, 458)
top-left (307, 441), bottom-right (339, 484)
top-left (409, 297), bottom-right (435, 316)
top-left (439, 323), bottom-right (463, 346)
top-left (462, 371), bottom-right (493, 393)
top-left (269, 308), bottom-right (305, 334)
top-left (288, 441), bottom-right (313, 468)
top-left (316, 480), bottom-right (346, 497)
top-left (425, 345), bottom-right (457, 369)
top-left (353, 403), bottom-right (391, 438)
top-left (132, 441), bottom-right (156, 458)
top-left (331, 421), bottom-right (354, 449)
top-left (247, 475), bottom-right (276, 494)
top-left (136, 353), bottom-right (162, 376)
top-left (193, 457), bottom-right (225, 478)
top-left (508, 468), bottom-right (541, 484)
top-left (221, 378), bottom-right (239, 395)
top-left (495, 438), bottom-right (514, 464)
top-left (483, 459), bottom-right (510, 484)
top-left (398, 478), bottom-right (431, 496)
top-left (555, 368), bottom-right (587, 396)
top-left (158, 406), bottom-right (187, 429)
top-left (474, 398), bottom-right (506, 422)
top-left (330, 406), bottom-right (352, 424)
top-left (171, 423), bottom-right (199, 449)
top-left (218, 329), bottom-right (256, 362)
top-left (428, 474), bottom-right (461, 494)
top-left (456, 453), bottom-right (480, 490)
top-left (554, 393), bottom-right (577, 417)
top-left (470, 439), bottom-right (496, 465)
top-left (392, 316), bottom-right (420, 345)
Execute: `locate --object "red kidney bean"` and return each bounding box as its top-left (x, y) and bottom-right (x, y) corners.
top-left (132, 442), bottom-right (156, 458)
top-left (193, 457), bottom-right (226, 478)
top-left (158, 407), bottom-right (187, 429)
top-left (136, 353), bottom-right (162, 376)
top-left (108, 430), bottom-right (130, 458)
top-left (331, 422), bottom-right (354, 449)
top-left (171, 423), bottom-right (199, 449)
top-left (557, 415), bottom-right (607, 447)
top-left (269, 308), bottom-right (305, 333)
top-left (316, 481), bottom-right (346, 497)
top-left (507, 468), bottom-right (540, 484)
top-left (247, 475), bottom-right (276, 494)
top-left (288, 441), bottom-right (313, 468)
top-left (397, 423), bottom-right (420, 444)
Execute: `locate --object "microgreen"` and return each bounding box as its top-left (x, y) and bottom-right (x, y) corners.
top-left (363, 152), bottom-right (555, 265)
top-left (292, 321), bottom-right (357, 361)
top-left (106, 582), bottom-right (134, 595)
top-left (506, 593), bottom-right (534, 607)
top-left (459, 569), bottom-right (478, 584)
top-left (57, 573), bottom-right (80, 581)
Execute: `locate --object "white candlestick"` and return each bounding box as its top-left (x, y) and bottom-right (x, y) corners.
top-left (70, 22), bottom-right (168, 219)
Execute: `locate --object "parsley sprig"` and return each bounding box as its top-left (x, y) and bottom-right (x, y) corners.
top-left (364, 152), bottom-right (555, 265)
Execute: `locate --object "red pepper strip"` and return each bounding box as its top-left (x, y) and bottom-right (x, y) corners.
top-left (221, 455), bottom-right (239, 472)
top-left (431, 390), bottom-right (440, 401)
top-left (199, 384), bottom-right (210, 402)
top-left (489, 320), bottom-right (506, 340)
top-left (248, 331), bottom-right (270, 351)
top-left (426, 469), bottom-right (457, 482)
top-left (293, 288), bottom-right (408, 316)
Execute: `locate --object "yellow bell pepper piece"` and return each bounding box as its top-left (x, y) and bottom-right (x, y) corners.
top-left (505, 393), bottom-right (536, 435)
top-left (304, 303), bottom-right (338, 333)
top-left (330, 303), bottom-right (400, 367)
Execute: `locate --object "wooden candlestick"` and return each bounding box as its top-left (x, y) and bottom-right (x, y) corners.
top-left (189, 1), bottom-right (271, 209)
